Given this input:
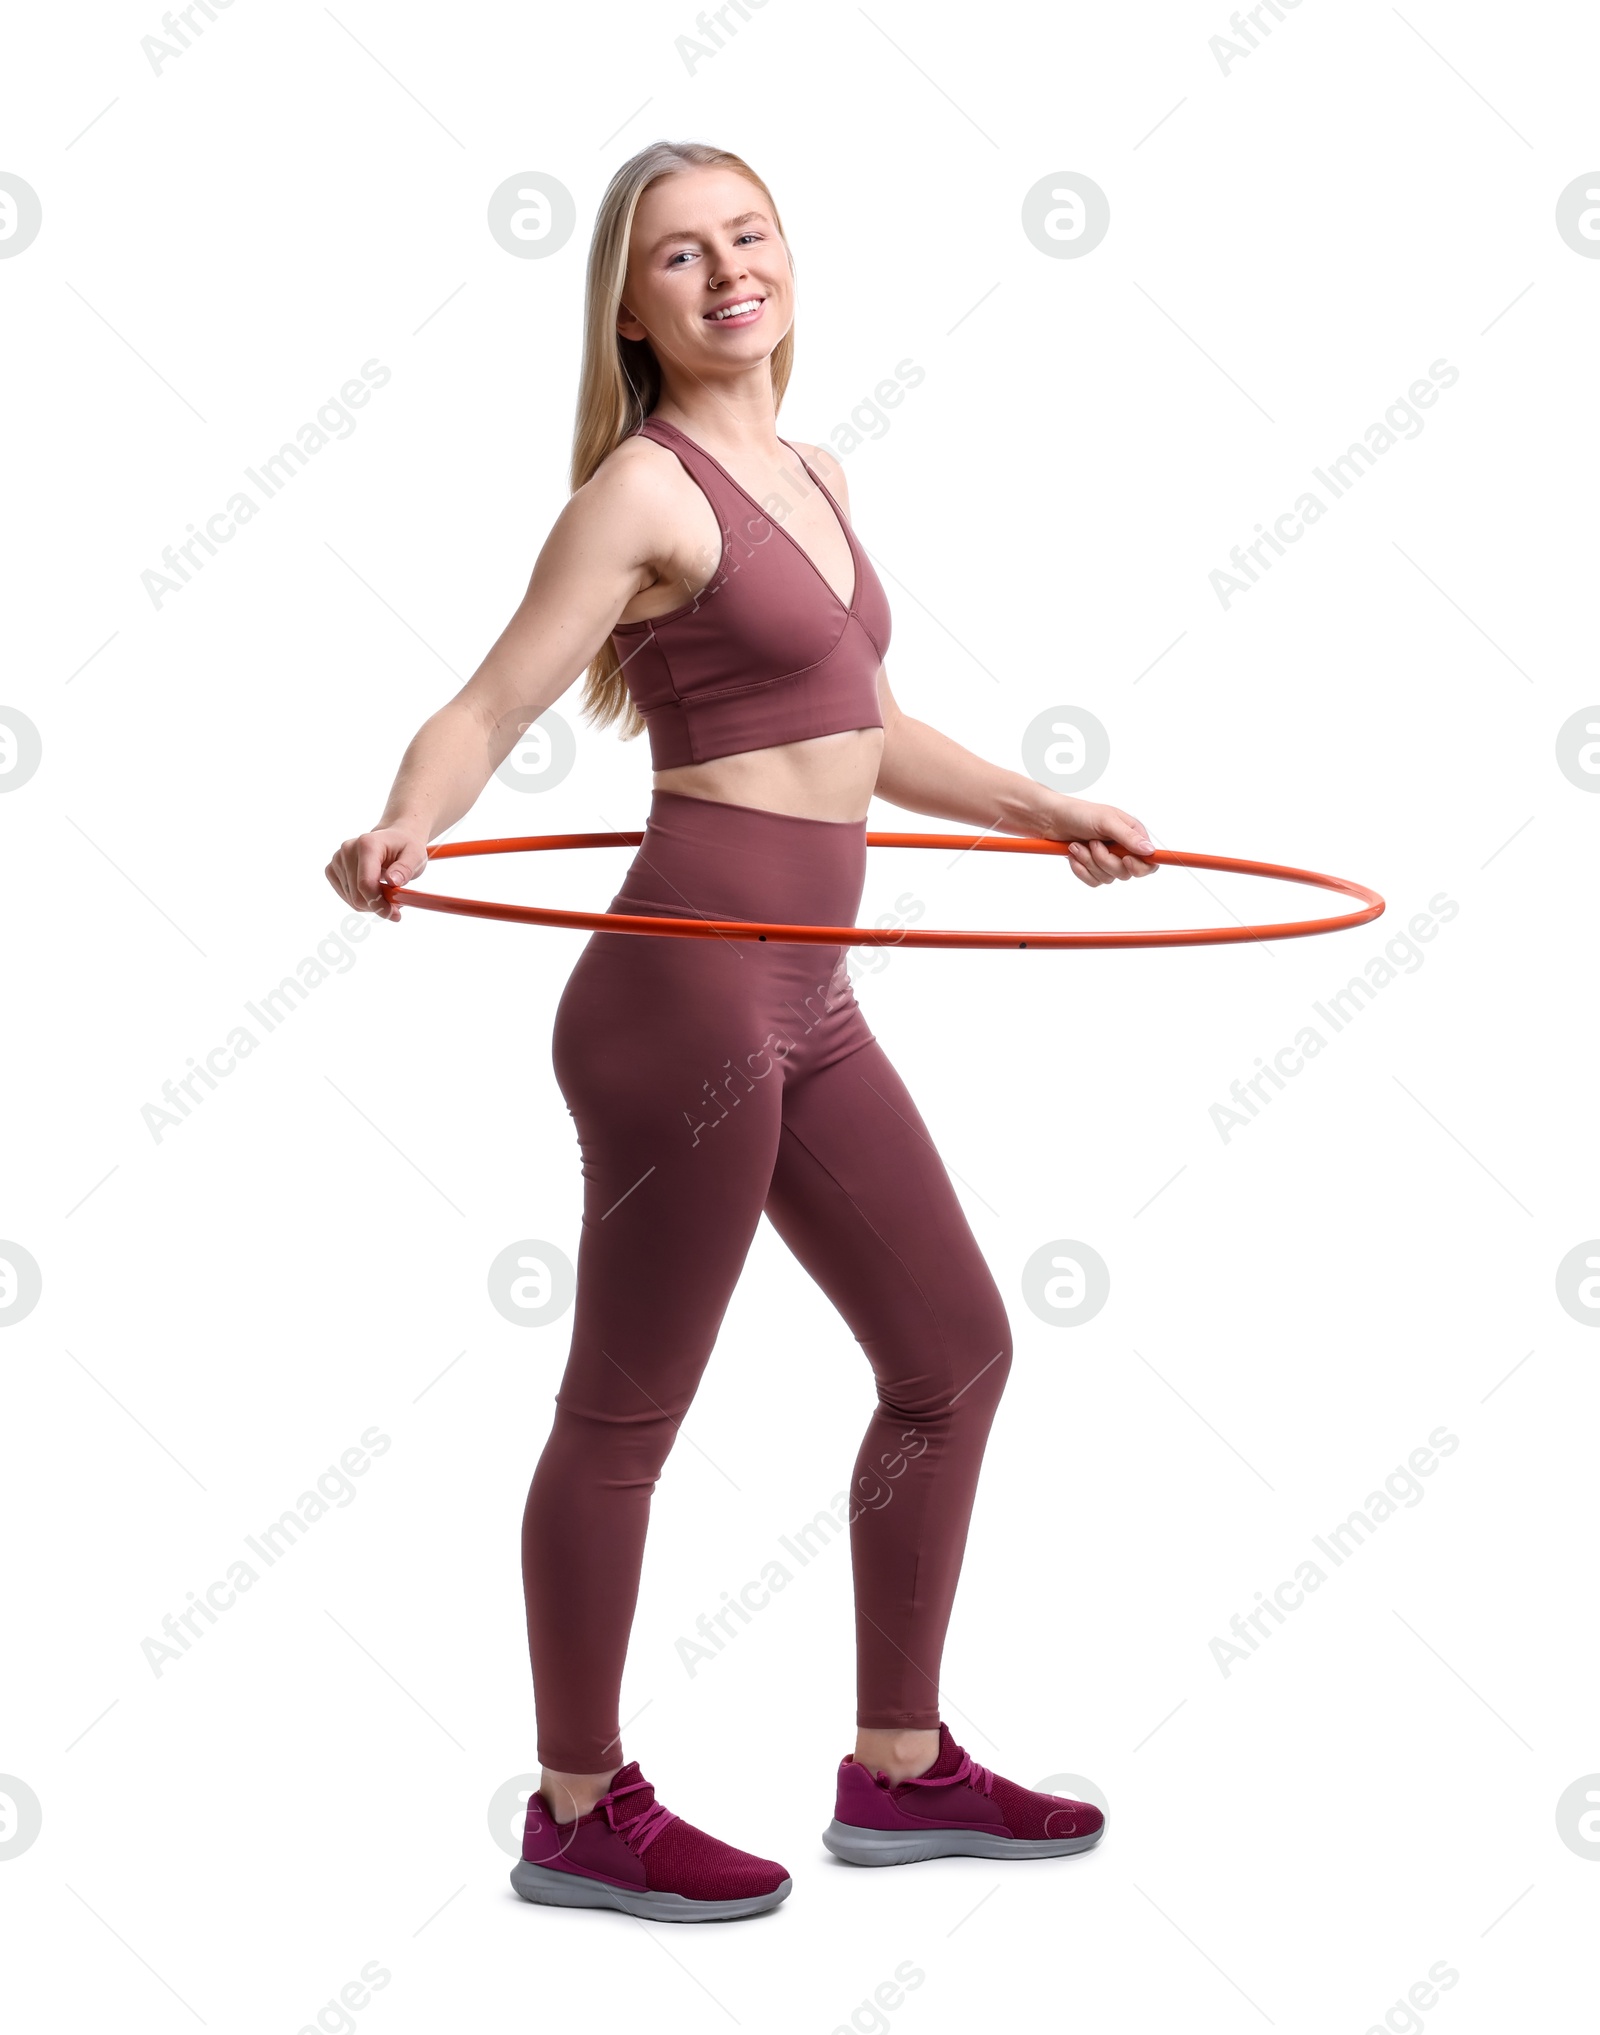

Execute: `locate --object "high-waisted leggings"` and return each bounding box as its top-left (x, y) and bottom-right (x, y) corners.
top-left (523, 788), bottom-right (1013, 1772)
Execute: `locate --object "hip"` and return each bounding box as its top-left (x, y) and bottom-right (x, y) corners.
top-left (551, 788), bottom-right (874, 1085)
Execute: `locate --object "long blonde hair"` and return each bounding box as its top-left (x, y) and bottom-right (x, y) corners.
top-left (571, 141), bottom-right (796, 742)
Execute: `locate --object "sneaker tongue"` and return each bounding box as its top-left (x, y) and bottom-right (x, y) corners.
top-left (920, 1723), bottom-right (965, 1779)
top-left (603, 1760), bottom-right (646, 1800)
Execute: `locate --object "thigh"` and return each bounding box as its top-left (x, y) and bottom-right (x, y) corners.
top-left (761, 1038), bottom-right (1011, 1408)
top-left (550, 930), bottom-right (789, 1418)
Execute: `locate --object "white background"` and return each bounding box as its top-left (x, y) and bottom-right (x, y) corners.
top-left (3, 0), bottom-right (1596, 2028)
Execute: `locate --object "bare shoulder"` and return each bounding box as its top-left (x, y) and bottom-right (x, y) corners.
top-left (788, 437), bottom-right (852, 515)
top-left (581, 429), bottom-right (686, 516)
top-left (557, 429), bottom-right (688, 562)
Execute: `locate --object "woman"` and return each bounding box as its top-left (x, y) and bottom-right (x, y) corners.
top-left (326, 140), bottom-right (1158, 1924)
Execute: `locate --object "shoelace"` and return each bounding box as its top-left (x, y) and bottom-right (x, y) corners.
top-left (602, 1775), bottom-right (679, 1855)
top-left (880, 1747), bottom-right (996, 1797)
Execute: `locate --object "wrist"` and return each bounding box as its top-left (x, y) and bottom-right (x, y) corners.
top-left (375, 808), bottom-right (435, 841)
top-left (1004, 783), bottom-right (1081, 842)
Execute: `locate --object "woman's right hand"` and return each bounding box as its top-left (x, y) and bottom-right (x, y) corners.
top-left (326, 826), bottom-right (430, 923)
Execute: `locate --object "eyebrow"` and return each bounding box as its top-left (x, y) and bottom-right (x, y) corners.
top-left (644, 210), bottom-right (769, 257)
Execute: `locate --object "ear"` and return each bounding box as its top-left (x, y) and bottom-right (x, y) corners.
top-left (616, 302), bottom-right (648, 343)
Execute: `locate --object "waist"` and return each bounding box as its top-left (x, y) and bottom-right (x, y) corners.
top-left (653, 727), bottom-right (881, 826)
top-left (607, 789), bottom-right (868, 929)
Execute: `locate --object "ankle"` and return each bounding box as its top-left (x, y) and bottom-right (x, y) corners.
top-left (854, 1726), bottom-right (940, 1785)
top-left (540, 1764), bottom-right (621, 1823)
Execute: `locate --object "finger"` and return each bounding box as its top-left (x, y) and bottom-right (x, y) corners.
top-left (1085, 839), bottom-right (1124, 880)
top-left (1066, 843), bottom-right (1104, 886)
top-left (384, 850), bottom-right (425, 895)
top-left (378, 861), bottom-right (419, 916)
top-left (355, 841), bottom-right (393, 908)
top-left (1115, 805), bottom-right (1156, 854)
top-left (1098, 841), bottom-right (1150, 881)
top-left (1107, 808), bottom-right (1157, 858)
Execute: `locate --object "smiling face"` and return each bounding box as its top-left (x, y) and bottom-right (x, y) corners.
top-left (616, 164), bottom-right (793, 387)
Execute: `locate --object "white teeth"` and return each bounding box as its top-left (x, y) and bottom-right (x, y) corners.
top-left (710, 299), bottom-right (762, 319)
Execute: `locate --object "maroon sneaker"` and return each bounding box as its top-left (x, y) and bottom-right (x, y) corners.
top-left (822, 1723), bottom-right (1106, 1865)
top-left (511, 1760), bottom-right (791, 1921)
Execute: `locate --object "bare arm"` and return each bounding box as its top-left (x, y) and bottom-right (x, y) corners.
top-left (872, 676), bottom-right (1156, 885)
top-left (797, 440), bottom-right (1158, 889)
top-left (872, 679), bottom-right (1062, 838)
top-left (327, 448), bottom-right (668, 916)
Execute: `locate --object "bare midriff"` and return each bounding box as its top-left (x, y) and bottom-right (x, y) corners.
top-left (652, 724), bottom-right (885, 824)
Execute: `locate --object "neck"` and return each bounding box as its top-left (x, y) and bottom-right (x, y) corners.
top-left (652, 366), bottom-right (780, 456)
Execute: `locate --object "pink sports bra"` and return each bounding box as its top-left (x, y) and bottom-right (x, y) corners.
top-left (610, 415), bottom-right (892, 769)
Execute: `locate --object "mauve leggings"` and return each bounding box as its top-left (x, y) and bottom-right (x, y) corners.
top-left (523, 788), bottom-right (1013, 1772)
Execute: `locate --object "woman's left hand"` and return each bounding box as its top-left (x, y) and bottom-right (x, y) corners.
top-left (1049, 799), bottom-right (1160, 887)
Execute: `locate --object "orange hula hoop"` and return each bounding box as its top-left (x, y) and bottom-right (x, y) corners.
top-left (378, 832), bottom-right (1385, 951)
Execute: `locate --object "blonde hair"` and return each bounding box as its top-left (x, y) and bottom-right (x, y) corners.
top-left (571, 141), bottom-right (796, 741)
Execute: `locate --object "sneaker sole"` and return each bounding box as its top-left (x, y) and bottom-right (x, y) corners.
top-left (820, 1818), bottom-right (1106, 1866)
top-left (510, 1858), bottom-right (791, 1922)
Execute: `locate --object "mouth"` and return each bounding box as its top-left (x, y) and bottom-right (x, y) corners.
top-left (703, 296), bottom-right (766, 326)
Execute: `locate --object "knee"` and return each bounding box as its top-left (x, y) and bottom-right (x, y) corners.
top-left (949, 1274), bottom-right (1014, 1409)
top-left (538, 1397), bottom-right (685, 1494)
top-left (882, 1289), bottom-right (1013, 1434)
top-left (961, 1310), bottom-right (1013, 1418)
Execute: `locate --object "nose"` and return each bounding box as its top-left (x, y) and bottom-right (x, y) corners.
top-left (708, 245), bottom-right (754, 292)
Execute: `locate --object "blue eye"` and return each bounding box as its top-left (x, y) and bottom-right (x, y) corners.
top-left (667, 231), bottom-right (762, 268)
